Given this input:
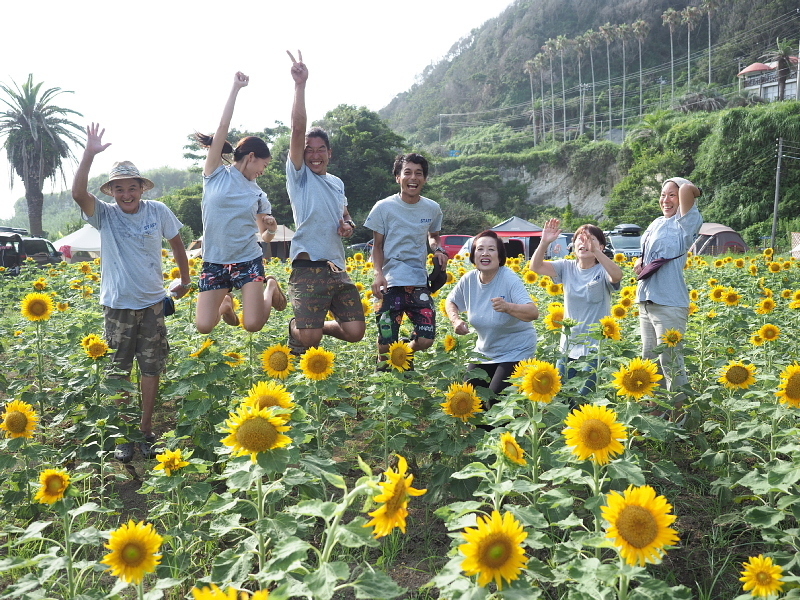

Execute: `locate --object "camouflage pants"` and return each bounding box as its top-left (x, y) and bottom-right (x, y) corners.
top-left (103, 302), bottom-right (169, 378)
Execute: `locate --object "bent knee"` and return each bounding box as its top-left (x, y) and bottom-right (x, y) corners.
top-left (413, 337), bottom-right (434, 351)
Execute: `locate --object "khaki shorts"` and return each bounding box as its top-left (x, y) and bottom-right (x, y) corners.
top-left (289, 261), bottom-right (365, 329)
top-left (103, 302), bottom-right (169, 378)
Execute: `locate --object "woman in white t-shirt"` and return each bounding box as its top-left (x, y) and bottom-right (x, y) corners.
top-left (446, 230), bottom-right (539, 401)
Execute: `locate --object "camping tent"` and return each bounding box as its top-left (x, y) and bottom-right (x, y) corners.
top-left (53, 224), bottom-right (101, 262)
top-left (689, 223), bottom-right (748, 256)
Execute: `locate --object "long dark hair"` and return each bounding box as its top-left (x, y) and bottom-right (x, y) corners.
top-left (195, 133), bottom-right (271, 163)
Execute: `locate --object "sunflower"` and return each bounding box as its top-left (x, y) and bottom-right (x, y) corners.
top-left (32, 277), bottom-right (48, 290)
top-left (599, 316), bottom-right (621, 340)
top-left (244, 380), bottom-right (294, 417)
top-left (749, 264), bottom-right (759, 276)
top-left (756, 298), bottom-right (776, 314)
top-left (78, 262), bottom-right (93, 274)
top-left (613, 252), bottom-right (626, 263)
top-left (361, 298), bottom-right (372, 317)
top-left (190, 338), bottom-right (214, 358)
top-left (718, 361), bottom-right (757, 390)
top-left (299, 346), bottom-right (335, 381)
top-left (497, 431), bottom-right (527, 466)
top-left (563, 404), bottom-right (628, 465)
top-left (546, 282), bottom-right (563, 296)
top-left (734, 258), bottom-right (745, 268)
top-left (776, 364), bottom-right (800, 408)
top-left (21, 292), bottom-right (54, 322)
top-left (610, 304), bottom-right (628, 319)
top-left (612, 357), bottom-right (663, 400)
top-left (620, 285), bottom-right (637, 298)
top-left (0, 400), bottom-right (39, 439)
top-left (459, 510), bottom-right (528, 590)
top-left (223, 351), bottom-right (245, 367)
top-left (619, 295), bottom-right (633, 308)
top-left (190, 584), bottom-right (270, 600)
top-left (101, 520), bottom-right (163, 584)
top-left (688, 302), bottom-right (699, 315)
top-left (521, 270), bottom-right (538, 285)
top-left (763, 247), bottom-right (774, 258)
top-left (740, 554), bottom-right (784, 598)
top-left (261, 344), bottom-right (295, 379)
top-left (709, 285), bottom-right (726, 302)
top-left (153, 448), bottom-right (190, 476)
top-left (519, 360), bottom-right (561, 403)
top-left (713, 259), bottom-right (724, 268)
top-left (544, 305), bottom-right (565, 330)
top-left (758, 323), bottom-right (780, 343)
top-left (661, 328), bottom-right (683, 347)
top-left (364, 455), bottom-right (426, 538)
top-left (441, 383), bottom-right (483, 422)
top-left (768, 261), bottom-right (781, 273)
top-left (601, 484), bottom-right (679, 566)
top-left (221, 404), bottom-right (292, 462)
top-left (34, 469), bottom-right (71, 504)
top-left (510, 358), bottom-right (538, 381)
top-left (761, 287), bottom-right (774, 298)
top-left (387, 340), bottom-right (414, 371)
top-left (688, 289), bottom-right (699, 301)
top-left (56, 301), bottom-right (69, 312)
top-left (85, 337), bottom-right (110, 360)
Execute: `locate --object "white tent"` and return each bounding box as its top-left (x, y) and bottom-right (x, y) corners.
top-left (53, 224), bottom-right (101, 262)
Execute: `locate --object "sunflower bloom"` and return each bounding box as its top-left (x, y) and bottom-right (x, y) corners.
top-left (191, 584), bottom-right (270, 600)
top-left (21, 292), bottom-right (54, 322)
top-left (222, 351), bottom-right (245, 367)
top-left (261, 344), bottom-right (295, 379)
top-left (723, 288), bottom-right (741, 306)
top-left (443, 334), bottom-right (457, 352)
top-left (56, 301), bottom-right (69, 312)
top-left (32, 277), bottom-right (48, 291)
top-left (544, 306), bottom-right (564, 330)
top-left (611, 304), bottom-right (628, 319)
top-left (756, 299), bottom-right (776, 315)
top-left (776, 364), bottom-right (800, 408)
top-left (459, 510), bottom-right (528, 590)
top-left (740, 554), bottom-right (784, 598)
top-left (84, 336), bottom-right (109, 359)
top-left (364, 455), bottom-right (426, 538)
top-left (244, 380), bottom-right (294, 418)
top-left (387, 340), bottom-right (413, 371)
top-left (718, 361), bottom-right (757, 390)
top-left (499, 432), bottom-right (526, 466)
top-left (153, 449), bottom-right (190, 476)
top-left (750, 333), bottom-right (765, 346)
top-left (190, 338), bottom-right (214, 358)
top-left (524, 271), bottom-right (538, 284)
top-left (221, 404), bottom-right (292, 462)
top-left (661, 328), bottom-right (683, 347)
top-left (101, 520), bottom-right (163, 584)
top-left (519, 360), bottom-right (561, 403)
top-left (612, 358), bottom-right (663, 400)
top-left (34, 469), bottom-right (70, 504)
top-left (563, 404), bottom-right (628, 465)
top-left (441, 383), bottom-right (483, 422)
top-left (0, 400), bottom-right (39, 439)
top-left (599, 316), bottom-right (621, 341)
top-left (601, 485), bottom-right (679, 566)
top-left (709, 286), bottom-right (726, 302)
top-left (758, 323), bottom-right (780, 343)
top-left (299, 346), bottom-right (335, 381)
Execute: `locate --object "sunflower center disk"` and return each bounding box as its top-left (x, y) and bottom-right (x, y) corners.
top-left (121, 543), bottom-right (144, 566)
top-left (46, 476), bottom-right (64, 493)
top-left (624, 371), bottom-right (648, 390)
top-left (504, 442), bottom-right (521, 460)
top-left (451, 393), bottom-right (473, 416)
top-left (307, 357), bottom-right (328, 374)
top-left (784, 374), bottom-right (800, 401)
top-left (579, 419), bottom-right (612, 450)
top-left (256, 395), bottom-right (280, 410)
top-left (616, 505), bottom-right (658, 549)
top-left (236, 417), bottom-right (278, 452)
top-left (726, 366), bottom-right (749, 385)
top-left (482, 536), bottom-right (511, 568)
top-left (29, 301), bottom-right (48, 316)
top-left (270, 354), bottom-right (288, 372)
top-left (5, 411), bottom-right (28, 433)
top-left (755, 571), bottom-right (773, 585)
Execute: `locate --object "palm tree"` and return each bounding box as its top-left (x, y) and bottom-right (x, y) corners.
top-left (584, 29), bottom-right (602, 140)
top-left (556, 35), bottom-right (570, 139)
top-left (574, 34), bottom-right (587, 136)
top-left (761, 38), bottom-right (796, 101)
top-left (533, 53), bottom-right (548, 142)
top-left (682, 6), bottom-right (703, 91)
top-left (0, 74), bottom-right (83, 236)
top-left (543, 39), bottom-right (558, 142)
top-left (524, 60), bottom-right (538, 146)
top-left (701, 0), bottom-right (722, 86)
top-left (662, 8), bottom-right (681, 102)
top-left (617, 23), bottom-right (632, 139)
top-left (599, 23), bottom-right (617, 134)
top-left (632, 19), bottom-right (651, 117)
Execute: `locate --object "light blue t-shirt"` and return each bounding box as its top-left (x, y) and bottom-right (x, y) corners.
top-left (285, 159), bottom-right (348, 270)
top-left (447, 266), bottom-right (537, 363)
top-left (202, 164), bottom-right (270, 265)
top-left (85, 197), bottom-right (182, 310)
top-left (637, 205), bottom-right (703, 307)
top-left (364, 194), bottom-right (443, 287)
top-left (552, 259), bottom-right (620, 358)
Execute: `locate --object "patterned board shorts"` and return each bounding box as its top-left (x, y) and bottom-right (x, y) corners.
top-left (199, 257), bottom-right (265, 292)
top-left (375, 286), bottom-right (436, 345)
top-left (103, 302), bottom-right (169, 377)
top-left (289, 261), bottom-right (365, 329)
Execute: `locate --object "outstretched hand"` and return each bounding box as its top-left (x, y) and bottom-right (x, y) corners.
top-left (287, 50), bottom-right (308, 84)
top-left (541, 218), bottom-right (562, 245)
top-left (85, 123), bottom-right (111, 156)
top-left (233, 71), bottom-right (249, 89)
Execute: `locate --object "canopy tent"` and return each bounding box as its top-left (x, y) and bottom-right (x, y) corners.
top-left (53, 224), bottom-right (101, 262)
top-left (689, 223), bottom-right (748, 256)
top-left (491, 216), bottom-right (542, 235)
top-left (186, 224), bottom-right (296, 261)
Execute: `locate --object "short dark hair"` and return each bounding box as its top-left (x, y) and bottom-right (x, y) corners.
top-left (469, 230), bottom-right (507, 266)
top-left (393, 153), bottom-right (428, 178)
top-left (195, 133), bottom-right (271, 162)
top-left (306, 127), bottom-right (330, 149)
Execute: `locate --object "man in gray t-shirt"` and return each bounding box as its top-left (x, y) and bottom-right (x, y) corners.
top-left (365, 153), bottom-right (447, 367)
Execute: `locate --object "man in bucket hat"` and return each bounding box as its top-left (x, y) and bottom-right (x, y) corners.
top-left (72, 123), bottom-right (191, 464)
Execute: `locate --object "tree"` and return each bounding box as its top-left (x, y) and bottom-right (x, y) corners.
top-left (632, 19), bottom-right (651, 117)
top-left (555, 35), bottom-right (571, 139)
top-left (542, 39), bottom-right (558, 142)
top-left (0, 74), bottom-right (83, 236)
top-left (523, 60), bottom-right (537, 146)
top-left (701, 0), bottom-right (722, 86)
top-left (682, 6), bottom-right (703, 92)
top-left (617, 23), bottom-right (632, 139)
top-left (574, 34), bottom-right (587, 136)
top-left (533, 53), bottom-right (549, 142)
top-left (598, 23), bottom-right (617, 134)
top-left (761, 38), bottom-right (796, 101)
top-left (662, 8), bottom-right (681, 103)
top-left (584, 29), bottom-right (602, 140)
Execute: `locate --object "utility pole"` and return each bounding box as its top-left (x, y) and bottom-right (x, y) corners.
top-left (771, 137), bottom-right (783, 250)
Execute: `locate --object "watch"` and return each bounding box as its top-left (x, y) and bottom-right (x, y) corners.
top-left (345, 220), bottom-right (356, 228)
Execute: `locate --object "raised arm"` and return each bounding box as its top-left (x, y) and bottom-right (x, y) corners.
top-left (287, 50), bottom-right (308, 171)
top-left (528, 218), bottom-right (560, 279)
top-left (677, 179), bottom-right (701, 216)
top-left (589, 233), bottom-right (623, 283)
top-left (71, 123), bottom-right (111, 217)
top-left (204, 72), bottom-right (249, 177)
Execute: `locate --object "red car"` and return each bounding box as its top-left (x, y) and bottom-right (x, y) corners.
top-left (440, 234), bottom-right (472, 259)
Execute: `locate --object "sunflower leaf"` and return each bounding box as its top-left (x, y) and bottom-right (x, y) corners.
top-left (353, 566), bottom-right (406, 599)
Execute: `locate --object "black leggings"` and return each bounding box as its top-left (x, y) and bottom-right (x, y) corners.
top-left (466, 361), bottom-right (518, 407)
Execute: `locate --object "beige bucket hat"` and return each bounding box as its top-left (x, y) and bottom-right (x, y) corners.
top-left (100, 161), bottom-right (155, 196)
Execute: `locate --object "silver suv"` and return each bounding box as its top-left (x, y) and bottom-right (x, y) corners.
top-left (606, 224), bottom-right (642, 259)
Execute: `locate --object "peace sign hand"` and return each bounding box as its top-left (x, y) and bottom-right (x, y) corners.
top-left (286, 50), bottom-right (308, 84)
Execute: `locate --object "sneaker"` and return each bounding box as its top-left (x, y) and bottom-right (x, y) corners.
top-left (114, 442), bottom-right (135, 463)
top-left (287, 318), bottom-right (307, 356)
top-left (138, 434), bottom-right (158, 460)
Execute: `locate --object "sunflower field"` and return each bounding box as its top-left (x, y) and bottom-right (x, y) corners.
top-left (2, 248), bottom-right (800, 599)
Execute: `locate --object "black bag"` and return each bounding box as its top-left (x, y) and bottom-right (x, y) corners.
top-left (163, 295), bottom-right (175, 317)
top-left (428, 259), bottom-right (448, 293)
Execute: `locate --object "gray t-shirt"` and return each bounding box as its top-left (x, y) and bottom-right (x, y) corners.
top-left (364, 194), bottom-right (443, 287)
top-left (285, 159), bottom-right (348, 270)
top-left (637, 205), bottom-right (703, 307)
top-left (85, 197), bottom-right (182, 310)
top-left (552, 259), bottom-right (620, 358)
top-left (447, 266), bottom-right (537, 363)
top-left (202, 164), bottom-right (270, 265)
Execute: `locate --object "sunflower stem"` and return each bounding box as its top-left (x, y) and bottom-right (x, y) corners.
top-left (35, 320), bottom-right (45, 413)
top-left (592, 460), bottom-right (603, 559)
top-left (617, 569), bottom-right (629, 600)
top-left (319, 482), bottom-right (369, 566)
top-left (256, 476), bottom-right (266, 571)
top-left (528, 402), bottom-right (540, 498)
top-left (62, 509), bottom-right (76, 598)
top-left (248, 332), bottom-right (255, 388)
top-left (493, 457), bottom-right (505, 513)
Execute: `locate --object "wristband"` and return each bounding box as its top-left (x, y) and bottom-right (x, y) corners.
top-left (266, 229), bottom-right (277, 235)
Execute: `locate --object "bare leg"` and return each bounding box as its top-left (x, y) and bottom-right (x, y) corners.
top-left (196, 288), bottom-right (235, 333)
top-left (220, 294), bottom-right (240, 326)
top-left (323, 320), bottom-right (366, 343)
top-left (140, 375), bottom-right (159, 437)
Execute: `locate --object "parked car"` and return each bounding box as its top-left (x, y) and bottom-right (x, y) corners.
top-left (439, 234), bottom-right (472, 259)
top-left (606, 223), bottom-right (642, 259)
top-left (0, 227), bottom-right (63, 274)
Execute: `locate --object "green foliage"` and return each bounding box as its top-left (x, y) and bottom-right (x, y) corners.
top-left (566, 140), bottom-right (619, 187)
top-left (160, 183), bottom-right (203, 238)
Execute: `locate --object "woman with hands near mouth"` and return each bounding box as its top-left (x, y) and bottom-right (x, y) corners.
top-left (446, 230), bottom-right (539, 402)
top-left (530, 219), bottom-right (622, 393)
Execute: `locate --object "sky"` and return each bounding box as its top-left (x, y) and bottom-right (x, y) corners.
top-left (0, 0), bottom-right (514, 221)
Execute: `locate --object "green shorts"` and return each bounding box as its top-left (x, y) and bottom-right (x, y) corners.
top-left (103, 302), bottom-right (169, 378)
top-left (288, 260), bottom-right (365, 329)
